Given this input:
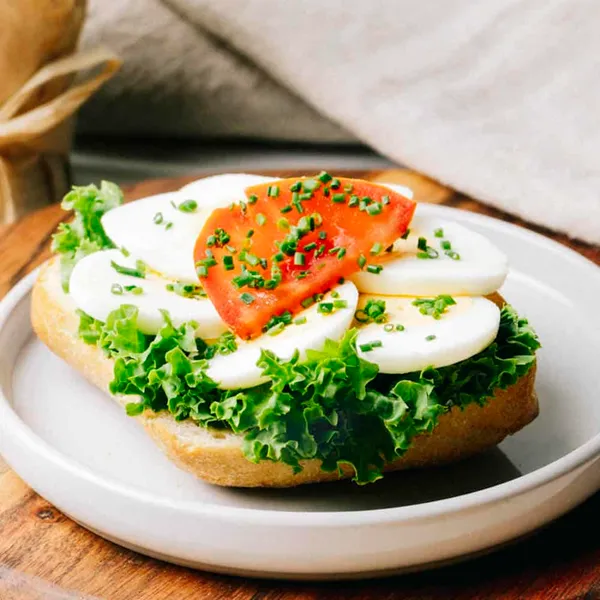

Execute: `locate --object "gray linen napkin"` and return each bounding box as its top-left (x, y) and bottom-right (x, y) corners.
top-left (81, 0), bottom-right (600, 244)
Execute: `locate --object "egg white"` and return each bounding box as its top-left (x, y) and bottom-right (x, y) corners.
top-left (178, 173), bottom-right (277, 209)
top-left (351, 214), bottom-right (508, 296)
top-left (355, 294), bottom-right (500, 374)
top-left (206, 281), bottom-right (359, 390)
top-left (101, 192), bottom-right (213, 283)
top-left (69, 249), bottom-right (228, 338)
top-left (102, 174), bottom-right (277, 283)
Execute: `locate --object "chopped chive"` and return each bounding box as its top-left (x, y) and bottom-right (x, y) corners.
top-left (446, 250), bottom-right (461, 260)
top-left (110, 260), bottom-right (146, 279)
top-left (277, 217), bottom-right (290, 230)
top-left (153, 212), bottom-right (164, 225)
top-left (348, 195), bottom-right (359, 207)
top-left (273, 252), bottom-right (285, 262)
top-left (301, 296), bottom-right (315, 309)
top-left (245, 253), bottom-right (260, 267)
top-left (434, 228), bottom-right (444, 238)
top-left (315, 244), bottom-right (325, 257)
top-left (366, 202), bottom-right (383, 216)
top-left (333, 299), bottom-right (348, 309)
top-left (267, 322), bottom-right (286, 336)
top-left (358, 254), bottom-right (367, 269)
top-left (366, 264), bottom-right (383, 274)
top-left (111, 283), bottom-right (123, 295)
top-left (359, 340), bottom-right (382, 353)
top-left (344, 184), bottom-right (353, 193)
top-left (329, 246), bottom-right (340, 255)
top-left (425, 334), bottom-right (437, 341)
top-left (240, 292), bottom-right (255, 305)
top-left (206, 235), bottom-right (216, 247)
top-left (256, 213), bottom-right (267, 226)
top-left (441, 240), bottom-right (452, 250)
top-left (294, 251), bottom-right (305, 266)
top-left (318, 230), bottom-right (327, 240)
top-left (383, 323), bottom-right (394, 332)
top-left (248, 194), bottom-right (258, 204)
top-left (370, 242), bottom-right (383, 255)
top-left (317, 171), bottom-right (332, 183)
top-left (396, 324), bottom-right (405, 331)
top-left (299, 192), bottom-right (312, 201)
top-left (223, 255), bottom-right (234, 271)
top-left (196, 265), bottom-right (208, 277)
top-left (178, 199), bottom-right (198, 213)
top-left (267, 185), bottom-right (279, 197)
top-left (401, 228), bottom-right (411, 240)
top-left (290, 181), bottom-right (302, 192)
top-left (317, 302), bottom-right (334, 314)
top-left (165, 222), bottom-right (174, 230)
top-left (332, 193), bottom-right (346, 204)
top-left (225, 244), bottom-right (236, 253)
top-left (303, 179), bottom-right (319, 192)
top-left (417, 236), bottom-right (439, 259)
top-left (331, 290), bottom-right (340, 298)
top-left (354, 309), bottom-right (369, 323)
top-left (304, 242), bottom-right (317, 251)
top-left (337, 247), bottom-right (346, 259)
top-left (323, 187), bottom-right (330, 197)
top-left (294, 316), bottom-right (307, 325)
top-left (124, 285), bottom-right (143, 295)
top-left (330, 178), bottom-right (341, 189)
top-left (246, 229), bottom-right (255, 239)
top-left (382, 195), bottom-right (390, 205)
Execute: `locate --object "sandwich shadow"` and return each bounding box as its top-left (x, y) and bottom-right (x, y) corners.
top-left (219, 448), bottom-right (523, 512)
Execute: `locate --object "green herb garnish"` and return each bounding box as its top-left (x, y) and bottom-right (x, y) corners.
top-left (412, 295), bottom-right (456, 319)
top-left (110, 260), bottom-right (146, 279)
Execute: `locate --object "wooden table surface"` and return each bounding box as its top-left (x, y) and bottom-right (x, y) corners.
top-left (0, 169), bottom-right (599, 600)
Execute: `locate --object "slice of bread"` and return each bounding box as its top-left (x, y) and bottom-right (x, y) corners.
top-left (31, 259), bottom-right (538, 487)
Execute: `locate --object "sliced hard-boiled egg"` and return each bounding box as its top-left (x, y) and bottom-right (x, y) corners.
top-left (355, 294), bottom-right (500, 374)
top-left (69, 249), bottom-right (228, 338)
top-left (102, 192), bottom-right (212, 283)
top-left (178, 173), bottom-right (277, 209)
top-left (351, 215), bottom-right (508, 296)
top-left (206, 281), bottom-right (359, 390)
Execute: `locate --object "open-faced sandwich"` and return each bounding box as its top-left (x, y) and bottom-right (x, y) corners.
top-left (31, 173), bottom-right (540, 487)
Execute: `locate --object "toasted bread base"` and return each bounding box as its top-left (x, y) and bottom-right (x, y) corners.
top-left (31, 259), bottom-right (538, 487)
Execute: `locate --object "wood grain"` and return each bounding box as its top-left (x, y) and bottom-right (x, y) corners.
top-left (0, 169), bottom-right (599, 600)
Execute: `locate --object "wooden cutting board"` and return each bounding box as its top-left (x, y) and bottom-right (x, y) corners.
top-left (0, 169), bottom-right (599, 600)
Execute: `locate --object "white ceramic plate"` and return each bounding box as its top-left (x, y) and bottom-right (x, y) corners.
top-left (1, 204), bottom-right (600, 580)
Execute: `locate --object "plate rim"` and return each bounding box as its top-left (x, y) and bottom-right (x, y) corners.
top-left (1, 204), bottom-right (599, 528)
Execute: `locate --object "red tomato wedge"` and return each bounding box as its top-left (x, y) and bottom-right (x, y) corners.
top-left (194, 175), bottom-right (416, 339)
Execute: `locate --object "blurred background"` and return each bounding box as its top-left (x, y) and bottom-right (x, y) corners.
top-left (1, 0), bottom-right (599, 243)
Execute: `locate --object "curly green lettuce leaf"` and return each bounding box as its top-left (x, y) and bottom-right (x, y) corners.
top-left (77, 304), bottom-right (539, 484)
top-left (52, 181), bottom-right (123, 291)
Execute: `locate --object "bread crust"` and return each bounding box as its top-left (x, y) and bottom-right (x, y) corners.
top-left (31, 259), bottom-right (538, 487)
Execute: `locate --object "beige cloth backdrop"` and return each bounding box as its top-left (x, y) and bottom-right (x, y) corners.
top-left (80, 0), bottom-right (600, 244)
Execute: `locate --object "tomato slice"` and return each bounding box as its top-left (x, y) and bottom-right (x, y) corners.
top-left (194, 175), bottom-right (416, 339)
